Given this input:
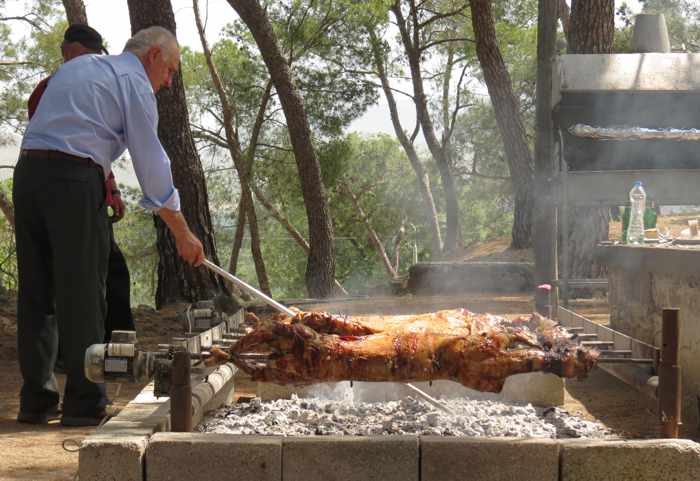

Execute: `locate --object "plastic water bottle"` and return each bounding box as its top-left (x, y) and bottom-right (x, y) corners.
top-left (627, 181), bottom-right (646, 245)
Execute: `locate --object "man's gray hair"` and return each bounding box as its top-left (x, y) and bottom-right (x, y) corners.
top-left (124, 26), bottom-right (179, 60)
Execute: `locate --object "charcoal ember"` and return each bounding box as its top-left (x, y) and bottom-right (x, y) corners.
top-left (198, 390), bottom-right (613, 439)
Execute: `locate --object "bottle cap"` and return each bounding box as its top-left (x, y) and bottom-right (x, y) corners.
top-left (634, 181), bottom-right (643, 187)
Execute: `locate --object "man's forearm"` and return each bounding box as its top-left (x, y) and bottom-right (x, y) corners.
top-left (157, 207), bottom-right (190, 237)
top-left (157, 207), bottom-right (205, 266)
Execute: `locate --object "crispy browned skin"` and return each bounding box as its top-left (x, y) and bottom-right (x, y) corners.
top-left (228, 309), bottom-right (598, 393)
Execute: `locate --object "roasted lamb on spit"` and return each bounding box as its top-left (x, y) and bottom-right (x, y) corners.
top-left (213, 309), bottom-right (598, 393)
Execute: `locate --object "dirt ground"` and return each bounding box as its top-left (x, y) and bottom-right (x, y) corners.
top-left (0, 293), bottom-right (693, 481)
top-left (0, 302), bottom-right (182, 481)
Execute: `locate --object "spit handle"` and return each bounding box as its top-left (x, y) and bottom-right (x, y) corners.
top-left (202, 259), bottom-right (295, 317)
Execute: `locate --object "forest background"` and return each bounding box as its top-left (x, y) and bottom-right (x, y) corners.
top-left (0, 0), bottom-right (698, 307)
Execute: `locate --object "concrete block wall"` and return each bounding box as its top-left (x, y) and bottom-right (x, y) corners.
top-left (146, 434), bottom-right (281, 481)
top-left (560, 439), bottom-right (700, 481)
top-left (421, 437), bottom-right (559, 481)
top-left (609, 267), bottom-right (700, 432)
top-left (136, 435), bottom-right (700, 481)
top-left (258, 374), bottom-right (564, 407)
top-left (79, 435), bottom-right (148, 481)
top-left (79, 363), bottom-right (237, 481)
top-left (283, 436), bottom-right (418, 481)
top-left (408, 261), bottom-right (534, 295)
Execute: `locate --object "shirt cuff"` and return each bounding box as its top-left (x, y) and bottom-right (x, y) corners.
top-left (139, 187), bottom-right (181, 212)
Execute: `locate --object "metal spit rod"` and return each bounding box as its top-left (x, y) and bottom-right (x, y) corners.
top-left (202, 258), bottom-right (453, 415)
top-left (203, 259), bottom-right (295, 316)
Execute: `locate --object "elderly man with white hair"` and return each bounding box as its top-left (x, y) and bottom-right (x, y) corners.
top-left (15, 26), bottom-right (203, 426)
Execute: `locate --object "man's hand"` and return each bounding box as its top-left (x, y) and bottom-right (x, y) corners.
top-left (175, 230), bottom-right (204, 266)
top-left (157, 208), bottom-right (205, 266)
top-left (110, 193), bottom-right (126, 222)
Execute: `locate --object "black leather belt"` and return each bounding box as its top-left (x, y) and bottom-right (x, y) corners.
top-left (21, 149), bottom-right (95, 166)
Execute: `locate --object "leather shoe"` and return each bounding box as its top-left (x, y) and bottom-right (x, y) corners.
top-left (53, 358), bottom-right (66, 375)
top-left (61, 410), bottom-right (109, 427)
top-left (17, 405), bottom-right (61, 425)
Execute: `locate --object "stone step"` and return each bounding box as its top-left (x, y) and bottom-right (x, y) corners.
top-left (580, 340), bottom-right (615, 347)
top-left (598, 349), bottom-right (633, 357)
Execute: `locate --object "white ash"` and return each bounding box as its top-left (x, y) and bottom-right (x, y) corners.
top-left (198, 393), bottom-right (612, 439)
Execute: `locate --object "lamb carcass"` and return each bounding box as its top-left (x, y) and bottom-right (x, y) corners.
top-left (218, 309), bottom-right (597, 393)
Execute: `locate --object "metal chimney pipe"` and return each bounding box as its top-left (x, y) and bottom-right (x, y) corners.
top-left (632, 14), bottom-right (671, 53)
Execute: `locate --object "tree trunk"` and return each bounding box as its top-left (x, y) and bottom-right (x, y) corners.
top-left (367, 27), bottom-right (442, 255)
top-left (339, 182), bottom-right (398, 280)
top-left (569, 0), bottom-right (614, 55)
top-left (192, 0), bottom-right (270, 294)
top-left (252, 186), bottom-right (309, 254)
top-left (252, 185), bottom-right (348, 295)
top-left (392, 1), bottom-right (461, 254)
top-left (126, 0), bottom-right (224, 307)
top-left (469, 0), bottom-right (534, 249)
top-left (62, 0), bottom-right (87, 25)
top-left (564, 0), bottom-right (614, 281)
top-left (0, 190), bottom-right (14, 229)
top-left (226, 0), bottom-right (336, 298)
top-left (228, 197), bottom-right (247, 274)
top-left (558, 0), bottom-right (571, 39)
top-left (245, 199), bottom-right (270, 294)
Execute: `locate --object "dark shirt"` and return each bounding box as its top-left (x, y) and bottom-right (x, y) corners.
top-left (27, 77), bottom-right (50, 120)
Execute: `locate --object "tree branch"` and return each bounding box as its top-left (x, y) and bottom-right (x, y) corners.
top-left (420, 36), bottom-right (475, 51)
top-left (445, 63), bottom-right (470, 145)
top-left (338, 180), bottom-right (397, 280)
top-left (192, 127), bottom-right (229, 149)
top-left (0, 60), bottom-right (36, 67)
top-left (256, 142), bottom-right (293, 153)
top-left (0, 15), bottom-right (44, 30)
top-left (418, 4), bottom-right (469, 30)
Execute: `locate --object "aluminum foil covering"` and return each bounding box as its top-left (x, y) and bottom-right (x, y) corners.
top-left (569, 124), bottom-right (700, 141)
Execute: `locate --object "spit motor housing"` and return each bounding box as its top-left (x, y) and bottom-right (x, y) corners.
top-left (84, 330), bottom-right (154, 383)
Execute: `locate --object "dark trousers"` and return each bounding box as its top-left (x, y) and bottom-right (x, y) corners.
top-left (105, 225), bottom-right (134, 341)
top-left (13, 152), bottom-right (109, 417)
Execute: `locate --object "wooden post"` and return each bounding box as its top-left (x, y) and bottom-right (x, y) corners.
top-left (659, 308), bottom-right (681, 438)
top-left (170, 351), bottom-right (192, 432)
top-left (534, 0), bottom-right (559, 315)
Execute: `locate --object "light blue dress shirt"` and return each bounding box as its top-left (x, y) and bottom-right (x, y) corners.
top-left (22, 51), bottom-right (180, 212)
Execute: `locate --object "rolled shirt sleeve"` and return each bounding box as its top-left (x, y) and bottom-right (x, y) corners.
top-left (122, 77), bottom-right (180, 212)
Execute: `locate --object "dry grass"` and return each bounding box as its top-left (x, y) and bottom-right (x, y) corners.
top-left (460, 238), bottom-right (533, 263)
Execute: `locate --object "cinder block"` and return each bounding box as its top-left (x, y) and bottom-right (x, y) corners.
top-left (408, 261), bottom-right (534, 294)
top-left (93, 420), bottom-right (162, 437)
top-left (257, 381), bottom-right (309, 400)
top-left (500, 372), bottom-right (565, 406)
top-left (79, 435), bottom-right (147, 481)
top-left (421, 436), bottom-right (559, 481)
top-left (146, 433), bottom-right (281, 481)
top-left (283, 436), bottom-right (419, 481)
top-left (561, 439), bottom-right (700, 481)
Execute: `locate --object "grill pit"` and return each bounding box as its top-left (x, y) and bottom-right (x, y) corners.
top-left (199, 384), bottom-right (611, 439)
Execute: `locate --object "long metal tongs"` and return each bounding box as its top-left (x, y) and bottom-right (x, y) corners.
top-left (202, 259), bottom-right (454, 415)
